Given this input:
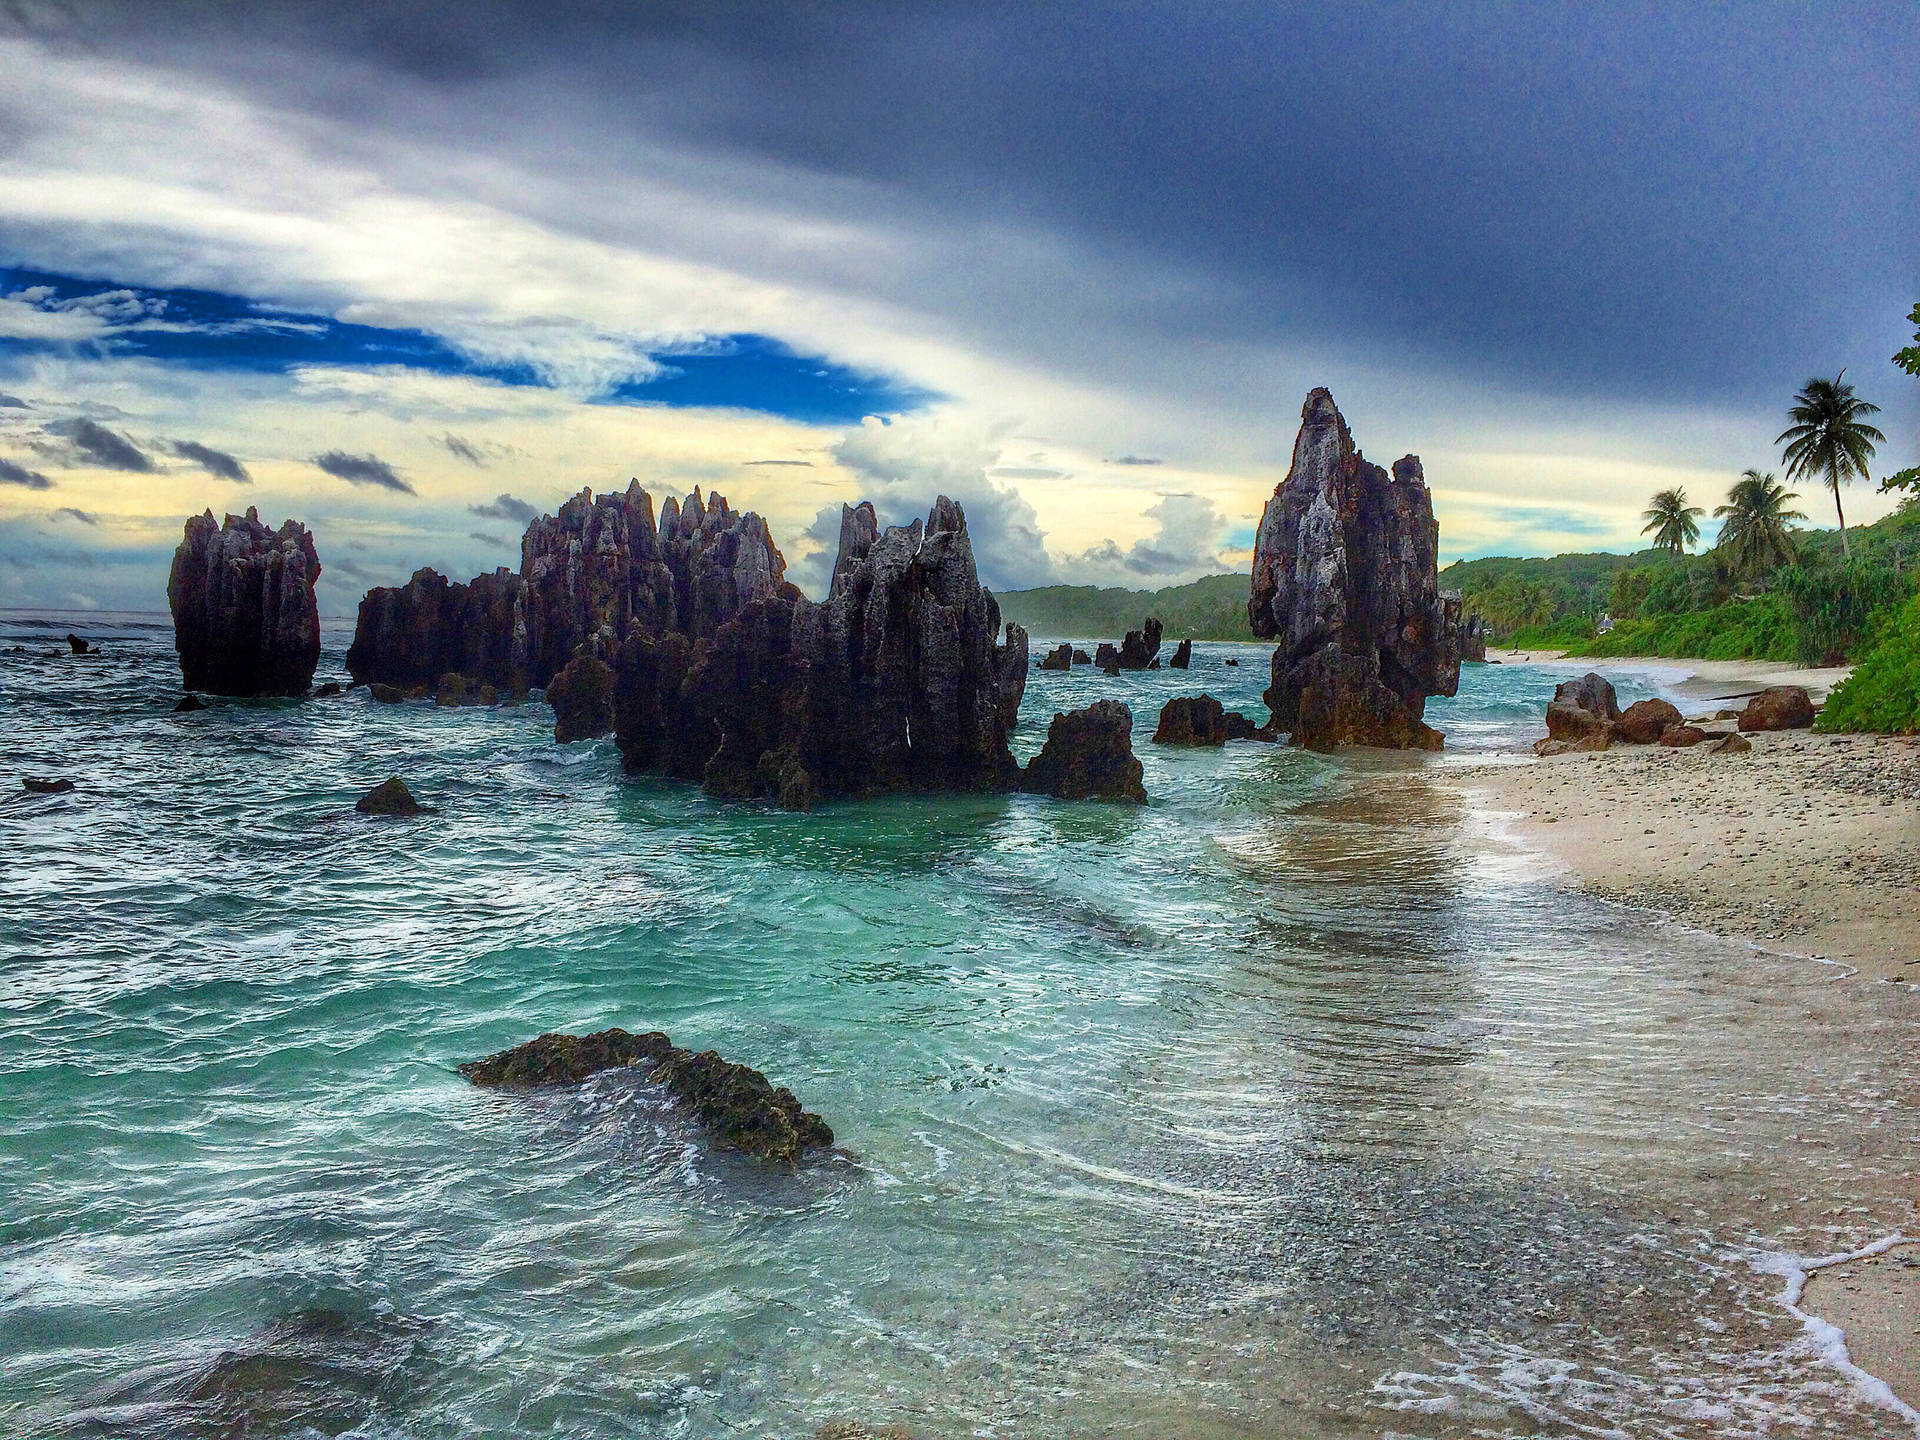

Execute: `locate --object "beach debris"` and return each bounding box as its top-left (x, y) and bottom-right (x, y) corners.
top-left (1022, 700), bottom-right (1147, 801)
top-left (1248, 388), bottom-right (1463, 750)
top-left (22, 777), bottom-right (75, 793)
top-left (355, 777), bottom-right (427, 816)
top-left (1169, 638), bottom-right (1193, 668)
top-left (1038, 642), bottom-right (1073, 671)
top-left (1615, 697), bottom-right (1683, 744)
top-left (1739, 685), bottom-right (1816, 732)
top-left (1152, 694), bottom-right (1261, 745)
top-left (168, 507), bottom-right (322, 696)
top-left (460, 1027), bottom-right (834, 1163)
top-left (548, 654), bottom-right (615, 741)
top-left (172, 693), bottom-right (207, 713)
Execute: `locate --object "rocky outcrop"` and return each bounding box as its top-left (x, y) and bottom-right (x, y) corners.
top-left (1545, 673), bottom-right (1620, 742)
top-left (1021, 700), bottom-right (1146, 801)
top-left (459, 1027), bottom-right (834, 1164)
top-left (1659, 724), bottom-right (1709, 748)
top-left (1071, 648), bottom-right (1091, 665)
top-left (168, 507), bottom-right (322, 697)
top-left (65, 633), bottom-right (91, 655)
top-left (345, 482), bottom-right (787, 694)
top-left (355, 777), bottom-right (425, 816)
top-left (23, 776), bottom-right (75, 794)
top-left (1152, 694), bottom-right (1261, 745)
top-left (548, 655), bottom-right (615, 742)
top-left (1119, 618), bottom-right (1163, 669)
top-left (1039, 642), bottom-right (1073, 671)
top-left (346, 567), bottom-right (529, 692)
top-left (1169, 638), bottom-right (1192, 669)
top-left (1462, 616), bottom-right (1488, 663)
top-left (1094, 642), bottom-right (1119, 669)
top-left (1739, 686), bottom-right (1816, 732)
top-left (1615, 697), bottom-right (1683, 744)
top-left (1247, 390), bottom-right (1462, 749)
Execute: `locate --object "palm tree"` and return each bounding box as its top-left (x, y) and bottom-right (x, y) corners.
top-left (1777, 373), bottom-right (1885, 558)
top-left (1714, 469), bottom-right (1806, 579)
top-left (1641, 488), bottom-right (1704, 555)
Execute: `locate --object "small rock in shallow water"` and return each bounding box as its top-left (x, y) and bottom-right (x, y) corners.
top-left (434, 672), bottom-right (468, 707)
top-left (66, 632), bottom-right (92, 654)
top-left (23, 777), bottom-right (75, 793)
top-left (355, 777), bottom-right (426, 816)
top-left (369, 683), bottom-right (403, 704)
top-left (459, 1027), bottom-right (834, 1163)
top-left (313, 680), bottom-right (342, 697)
top-left (173, 693), bottom-right (207, 713)
top-left (1022, 700), bottom-right (1147, 802)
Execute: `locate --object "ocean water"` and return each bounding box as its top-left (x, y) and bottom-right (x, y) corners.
top-left (3, 611), bottom-right (1916, 1439)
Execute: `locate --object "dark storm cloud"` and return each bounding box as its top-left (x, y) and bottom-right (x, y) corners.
top-left (0, 457), bottom-right (53, 489)
top-left (315, 449), bottom-right (413, 493)
top-left (468, 529), bottom-right (510, 546)
top-left (52, 1), bottom-right (1920, 412)
top-left (437, 432), bottom-right (487, 465)
top-left (171, 439), bottom-right (251, 482)
top-left (64, 418), bottom-right (153, 472)
top-left (468, 492), bottom-right (538, 524)
top-left (0, 394), bottom-right (29, 408)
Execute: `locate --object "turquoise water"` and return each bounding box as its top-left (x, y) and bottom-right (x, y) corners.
top-left (3, 613), bottom-right (1916, 1438)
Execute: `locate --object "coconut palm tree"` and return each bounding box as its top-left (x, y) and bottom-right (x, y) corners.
top-left (1641, 488), bottom-right (1704, 555)
top-left (1714, 469), bottom-right (1806, 579)
top-left (1777, 373), bottom-right (1885, 558)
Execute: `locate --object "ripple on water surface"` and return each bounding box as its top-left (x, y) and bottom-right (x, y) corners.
top-left (2, 615), bottom-right (1916, 1438)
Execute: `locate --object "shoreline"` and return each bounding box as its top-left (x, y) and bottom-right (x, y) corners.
top-left (1491, 648), bottom-right (1855, 704)
top-left (1417, 657), bottom-right (1920, 1416)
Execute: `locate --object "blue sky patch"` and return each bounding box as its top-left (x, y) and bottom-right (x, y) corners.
top-left (0, 267), bottom-right (927, 424)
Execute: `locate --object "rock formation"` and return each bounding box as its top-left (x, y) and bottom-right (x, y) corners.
top-left (1614, 697), bottom-right (1683, 744)
top-left (1739, 686), bottom-right (1816, 732)
top-left (345, 567), bottom-right (529, 692)
top-left (1151, 694), bottom-right (1261, 745)
top-left (1021, 700), bottom-right (1146, 802)
top-left (1119, 618), bottom-right (1163, 669)
top-left (1462, 616), bottom-right (1488, 663)
top-left (1247, 390), bottom-right (1462, 749)
top-left (1169, 639), bottom-right (1192, 669)
top-left (1039, 642), bottom-right (1073, 671)
top-left (459, 1027), bottom-right (833, 1164)
top-left (1071, 648), bottom-right (1091, 665)
top-left (23, 777), bottom-right (75, 794)
top-left (168, 507), bottom-right (322, 697)
top-left (1545, 673), bottom-right (1620, 742)
top-left (548, 655), bottom-right (615, 742)
top-left (355, 777), bottom-right (425, 816)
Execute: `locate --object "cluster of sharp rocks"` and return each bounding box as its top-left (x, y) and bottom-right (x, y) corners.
top-left (161, 388), bottom-right (1476, 812)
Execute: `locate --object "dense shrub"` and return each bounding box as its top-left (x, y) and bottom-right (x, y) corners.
top-left (1777, 562), bottom-right (1915, 666)
top-left (1563, 595), bottom-right (1795, 661)
top-left (1817, 593), bottom-right (1920, 734)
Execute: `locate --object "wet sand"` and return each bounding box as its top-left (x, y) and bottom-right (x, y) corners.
top-left (1433, 656), bottom-right (1920, 1416)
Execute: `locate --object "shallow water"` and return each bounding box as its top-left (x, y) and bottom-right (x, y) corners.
top-left (3, 613), bottom-right (1916, 1439)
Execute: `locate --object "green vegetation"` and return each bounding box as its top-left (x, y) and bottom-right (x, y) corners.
top-left (1640, 487), bottom-right (1704, 554)
top-left (1817, 591), bottom-right (1920, 734)
top-left (1887, 303), bottom-right (1920, 496)
top-left (1778, 374), bottom-right (1885, 558)
top-left (994, 572), bottom-right (1256, 641)
top-left (1713, 470), bottom-right (1803, 579)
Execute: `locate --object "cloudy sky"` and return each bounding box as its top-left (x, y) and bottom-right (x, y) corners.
top-left (0, 2), bottom-right (1914, 613)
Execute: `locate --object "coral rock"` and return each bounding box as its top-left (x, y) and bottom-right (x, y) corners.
top-left (168, 507), bottom-right (322, 697)
top-left (548, 654), bottom-right (616, 742)
top-left (1169, 638), bottom-right (1192, 669)
top-left (1022, 700), bottom-right (1146, 802)
top-left (355, 777), bottom-right (425, 816)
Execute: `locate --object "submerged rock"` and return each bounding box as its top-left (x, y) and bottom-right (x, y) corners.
top-left (1247, 389), bottom-right (1461, 749)
top-left (313, 680), bottom-right (343, 698)
top-left (1038, 642), bottom-right (1073, 671)
top-left (355, 777), bottom-right (425, 816)
top-left (548, 654), bottom-right (615, 742)
top-left (23, 776), bottom-right (75, 794)
top-left (1739, 686), bottom-right (1815, 732)
top-left (172, 693), bottom-right (207, 713)
top-left (168, 507), bottom-right (322, 697)
top-left (1615, 697), bottom-right (1683, 744)
top-left (66, 632), bottom-right (91, 655)
top-left (1022, 700), bottom-right (1146, 802)
top-left (369, 683), bottom-right (404, 705)
top-left (1169, 638), bottom-right (1192, 669)
top-left (1151, 694), bottom-right (1257, 746)
top-left (459, 1027), bottom-right (834, 1163)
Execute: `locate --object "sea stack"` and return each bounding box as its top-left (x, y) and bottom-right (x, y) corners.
top-left (167, 508), bottom-right (322, 697)
top-left (1247, 389), bottom-right (1462, 750)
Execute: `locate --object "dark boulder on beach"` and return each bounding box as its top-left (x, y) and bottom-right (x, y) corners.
top-left (1615, 697), bottom-right (1683, 744)
top-left (1247, 389), bottom-right (1462, 750)
top-left (355, 777), bottom-right (425, 816)
top-left (173, 693), bottom-right (206, 712)
top-left (23, 776), bottom-right (75, 794)
top-left (168, 507), bottom-right (322, 697)
top-left (548, 654), bottom-right (615, 741)
top-left (1659, 724), bottom-right (1709, 748)
top-left (1738, 686), bottom-right (1815, 732)
top-left (460, 1027), bottom-right (834, 1164)
top-left (1169, 638), bottom-right (1192, 669)
top-left (1708, 731), bottom-right (1753, 754)
top-left (1038, 642), bottom-right (1072, 671)
top-left (1545, 673), bottom-right (1620, 742)
top-left (1022, 700), bottom-right (1146, 802)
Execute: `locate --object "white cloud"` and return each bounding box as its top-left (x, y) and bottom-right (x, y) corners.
top-left (1062, 491), bottom-right (1229, 586)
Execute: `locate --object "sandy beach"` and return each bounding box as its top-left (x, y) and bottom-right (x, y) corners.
top-left (1438, 652), bottom-right (1920, 1414)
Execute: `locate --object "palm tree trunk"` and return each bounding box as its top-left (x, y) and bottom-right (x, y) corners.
top-left (1831, 470), bottom-right (1850, 559)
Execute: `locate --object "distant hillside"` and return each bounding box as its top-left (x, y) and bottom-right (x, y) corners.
top-left (994, 572), bottom-right (1256, 641)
